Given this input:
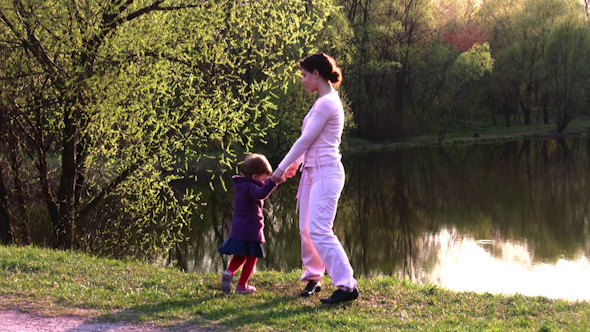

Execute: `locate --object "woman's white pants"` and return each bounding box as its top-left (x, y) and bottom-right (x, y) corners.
top-left (298, 162), bottom-right (357, 292)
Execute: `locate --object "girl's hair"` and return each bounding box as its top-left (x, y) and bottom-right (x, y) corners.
top-left (239, 153), bottom-right (272, 177)
top-left (298, 53), bottom-right (342, 87)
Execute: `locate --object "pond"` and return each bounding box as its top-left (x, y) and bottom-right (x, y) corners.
top-left (173, 138), bottom-right (590, 302)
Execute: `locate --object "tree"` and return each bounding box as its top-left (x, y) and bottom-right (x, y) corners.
top-left (340, 0), bottom-right (438, 141)
top-left (437, 43), bottom-right (494, 143)
top-left (0, 0), bottom-right (331, 256)
top-left (542, 18), bottom-right (590, 133)
top-left (479, 0), bottom-right (577, 126)
top-left (480, 46), bottom-right (521, 127)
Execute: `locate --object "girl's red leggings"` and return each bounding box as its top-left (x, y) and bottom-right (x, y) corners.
top-left (227, 255), bottom-right (258, 286)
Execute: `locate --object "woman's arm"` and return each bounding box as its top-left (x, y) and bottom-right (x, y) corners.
top-left (277, 99), bottom-right (335, 172)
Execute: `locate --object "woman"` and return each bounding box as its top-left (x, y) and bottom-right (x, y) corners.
top-left (271, 53), bottom-right (358, 304)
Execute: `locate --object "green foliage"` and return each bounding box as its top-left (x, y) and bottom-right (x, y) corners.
top-left (260, 4), bottom-right (356, 161)
top-left (479, 0), bottom-right (580, 127)
top-left (339, 0), bottom-right (439, 141)
top-left (0, 0), bottom-right (331, 256)
top-left (433, 43), bottom-right (494, 142)
top-left (408, 41), bottom-right (460, 126)
top-left (333, 0), bottom-right (587, 141)
top-left (542, 18), bottom-right (590, 133)
top-left (450, 43), bottom-right (494, 82)
top-left (78, 165), bottom-right (198, 260)
top-left (315, 4), bottom-right (356, 62)
top-left (263, 81), bottom-right (316, 160)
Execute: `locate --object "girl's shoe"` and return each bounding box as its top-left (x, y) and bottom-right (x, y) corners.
top-left (235, 284), bottom-right (256, 294)
top-left (221, 270), bottom-right (233, 293)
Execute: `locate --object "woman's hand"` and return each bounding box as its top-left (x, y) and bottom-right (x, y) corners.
top-left (284, 163), bottom-right (299, 178)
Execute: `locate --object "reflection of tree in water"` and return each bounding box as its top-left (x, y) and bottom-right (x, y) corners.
top-left (169, 138), bottom-right (590, 275)
top-left (339, 151), bottom-right (420, 278)
top-left (340, 138), bottom-right (590, 279)
top-left (459, 139), bottom-right (587, 261)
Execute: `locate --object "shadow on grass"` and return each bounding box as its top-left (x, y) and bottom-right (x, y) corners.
top-left (85, 284), bottom-right (356, 331)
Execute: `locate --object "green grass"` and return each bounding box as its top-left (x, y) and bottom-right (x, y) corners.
top-left (342, 116), bottom-right (590, 152)
top-left (1, 246), bottom-right (589, 331)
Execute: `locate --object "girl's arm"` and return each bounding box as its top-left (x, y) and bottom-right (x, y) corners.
top-left (248, 179), bottom-right (278, 200)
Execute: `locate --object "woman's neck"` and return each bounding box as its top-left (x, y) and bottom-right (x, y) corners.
top-left (317, 80), bottom-right (333, 97)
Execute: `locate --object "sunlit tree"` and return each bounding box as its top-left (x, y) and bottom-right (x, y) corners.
top-left (0, 0), bottom-right (331, 255)
top-left (479, 0), bottom-right (578, 125)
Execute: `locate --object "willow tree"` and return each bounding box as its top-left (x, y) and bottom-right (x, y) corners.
top-left (0, 0), bottom-right (330, 256)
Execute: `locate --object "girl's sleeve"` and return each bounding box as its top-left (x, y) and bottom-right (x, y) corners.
top-left (277, 99), bottom-right (335, 171)
top-left (248, 179), bottom-right (278, 200)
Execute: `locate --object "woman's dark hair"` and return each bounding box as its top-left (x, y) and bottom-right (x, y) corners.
top-left (239, 153), bottom-right (272, 177)
top-left (298, 53), bottom-right (342, 87)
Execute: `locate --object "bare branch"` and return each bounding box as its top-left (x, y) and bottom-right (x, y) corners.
top-left (0, 9), bottom-right (24, 41)
top-left (124, 1), bottom-right (204, 22)
top-left (85, 0), bottom-right (202, 68)
top-left (147, 3), bottom-right (204, 11)
top-left (10, 102), bottom-right (43, 155)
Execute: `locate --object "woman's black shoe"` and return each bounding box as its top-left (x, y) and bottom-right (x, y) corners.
top-left (320, 288), bottom-right (358, 304)
top-left (300, 281), bottom-right (321, 297)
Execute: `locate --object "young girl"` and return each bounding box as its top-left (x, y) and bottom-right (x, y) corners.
top-left (217, 153), bottom-right (284, 293)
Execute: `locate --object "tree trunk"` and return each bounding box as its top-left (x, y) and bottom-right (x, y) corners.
top-left (0, 170), bottom-right (13, 245)
top-left (393, 71), bottom-right (406, 140)
top-left (0, 106), bottom-right (13, 244)
top-left (490, 111), bottom-right (497, 126)
top-left (542, 93), bottom-right (549, 124)
top-left (8, 147), bottom-right (31, 245)
top-left (520, 101), bottom-right (531, 125)
top-left (56, 106), bottom-right (78, 249)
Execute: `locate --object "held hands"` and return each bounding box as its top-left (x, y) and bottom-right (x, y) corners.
top-left (271, 163), bottom-right (299, 184)
top-left (284, 163), bottom-right (299, 179)
top-left (271, 169), bottom-right (286, 184)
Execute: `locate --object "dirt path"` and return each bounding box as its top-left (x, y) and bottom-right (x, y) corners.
top-left (0, 310), bottom-right (213, 332)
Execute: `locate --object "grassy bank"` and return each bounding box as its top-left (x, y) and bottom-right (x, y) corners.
top-left (342, 116), bottom-right (590, 153)
top-left (1, 246), bottom-right (589, 331)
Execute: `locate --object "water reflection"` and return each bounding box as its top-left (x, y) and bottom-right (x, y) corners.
top-left (173, 138), bottom-right (590, 301)
top-left (428, 228), bottom-right (590, 301)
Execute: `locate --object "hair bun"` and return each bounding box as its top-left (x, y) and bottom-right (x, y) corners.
top-left (329, 71), bottom-right (341, 84)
